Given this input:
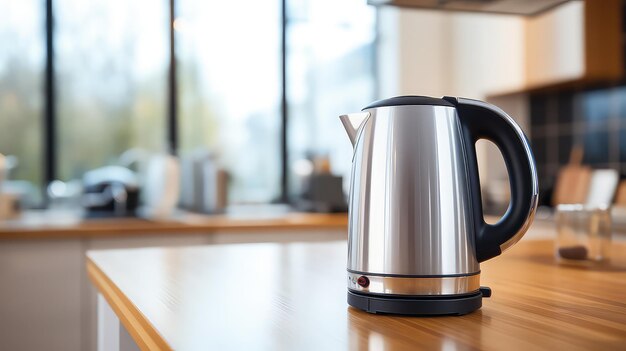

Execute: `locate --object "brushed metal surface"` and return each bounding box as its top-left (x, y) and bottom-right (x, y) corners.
top-left (340, 112), bottom-right (370, 146)
top-left (346, 105), bottom-right (479, 276)
top-left (347, 272), bottom-right (481, 296)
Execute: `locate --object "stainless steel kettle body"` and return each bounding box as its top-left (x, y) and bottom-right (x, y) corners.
top-left (341, 96), bottom-right (538, 315)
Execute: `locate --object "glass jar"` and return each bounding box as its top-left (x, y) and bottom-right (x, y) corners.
top-left (555, 204), bottom-right (612, 262)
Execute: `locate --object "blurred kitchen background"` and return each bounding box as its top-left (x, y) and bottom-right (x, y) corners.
top-left (3, 0), bottom-right (625, 220)
top-left (1, 0), bottom-right (376, 217)
top-left (2, 0), bottom-right (626, 350)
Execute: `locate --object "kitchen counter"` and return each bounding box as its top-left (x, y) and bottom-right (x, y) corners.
top-left (0, 208), bottom-right (348, 240)
top-left (0, 207), bottom-right (349, 351)
top-left (87, 236), bottom-right (626, 350)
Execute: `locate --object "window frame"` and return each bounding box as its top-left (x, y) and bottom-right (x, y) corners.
top-left (37, 0), bottom-right (375, 206)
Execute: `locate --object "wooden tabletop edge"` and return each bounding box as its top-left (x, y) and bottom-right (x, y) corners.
top-left (86, 257), bottom-right (172, 351)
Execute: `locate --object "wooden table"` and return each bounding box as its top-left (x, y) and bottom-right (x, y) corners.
top-left (87, 238), bottom-right (626, 351)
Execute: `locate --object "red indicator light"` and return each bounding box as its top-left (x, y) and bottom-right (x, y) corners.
top-left (357, 276), bottom-right (369, 287)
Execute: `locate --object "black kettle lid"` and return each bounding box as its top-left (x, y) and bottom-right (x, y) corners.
top-left (362, 95), bottom-right (454, 110)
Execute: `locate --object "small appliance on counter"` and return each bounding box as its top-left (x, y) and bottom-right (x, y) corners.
top-left (141, 154), bottom-right (181, 219)
top-left (0, 153), bottom-right (21, 220)
top-left (340, 96), bottom-right (538, 315)
top-left (179, 150), bottom-right (228, 214)
top-left (293, 155), bottom-right (348, 213)
top-left (82, 166), bottom-right (140, 218)
top-left (297, 174), bottom-right (347, 213)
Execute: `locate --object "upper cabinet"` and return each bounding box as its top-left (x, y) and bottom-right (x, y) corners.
top-left (368, 0), bottom-right (626, 97)
top-left (524, 0), bottom-right (623, 91)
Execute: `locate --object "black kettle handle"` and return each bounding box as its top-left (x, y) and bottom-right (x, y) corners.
top-left (443, 97), bottom-right (538, 262)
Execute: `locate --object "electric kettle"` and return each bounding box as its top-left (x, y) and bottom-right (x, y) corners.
top-left (340, 96), bottom-right (538, 315)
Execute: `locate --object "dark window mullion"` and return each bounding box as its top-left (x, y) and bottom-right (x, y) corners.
top-left (168, 0), bottom-right (178, 155)
top-left (280, 0), bottom-right (288, 203)
top-left (44, 0), bottom-right (56, 206)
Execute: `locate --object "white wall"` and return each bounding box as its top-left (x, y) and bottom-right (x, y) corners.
top-left (377, 7), bottom-right (526, 99)
top-left (378, 9), bottom-right (453, 98)
top-left (449, 13), bottom-right (526, 98)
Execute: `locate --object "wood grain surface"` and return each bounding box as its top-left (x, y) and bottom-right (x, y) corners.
top-left (552, 146), bottom-right (592, 206)
top-left (87, 236), bottom-right (626, 351)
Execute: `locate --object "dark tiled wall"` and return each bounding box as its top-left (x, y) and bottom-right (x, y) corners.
top-left (530, 87), bottom-right (626, 206)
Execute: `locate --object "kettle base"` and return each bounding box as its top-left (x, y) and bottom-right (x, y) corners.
top-left (347, 290), bottom-right (486, 316)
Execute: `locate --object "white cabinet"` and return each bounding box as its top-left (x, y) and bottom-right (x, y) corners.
top-left (523, 0), bottom-right (622, 91)
top-left (525, 1), bottom-right (585, 87)
top-left (0, 240), bottom-right (83, 351)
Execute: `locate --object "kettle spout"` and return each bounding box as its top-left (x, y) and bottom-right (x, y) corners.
top-left (340, 112), bottom-right (370, 147)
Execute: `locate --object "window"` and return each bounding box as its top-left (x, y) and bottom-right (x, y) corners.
top-left (55, 0), bottom-right (169, 181)
top-left (286, 0), bottom-right (377, 196)
top-left (176, 0), bottom-right (281, 203)
top-left (0, 0), bottom-right (45, 206)
top-left (0, 0), bottom-right (376, 208)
